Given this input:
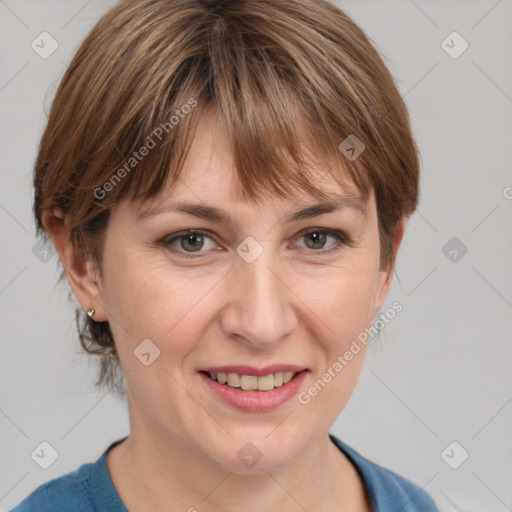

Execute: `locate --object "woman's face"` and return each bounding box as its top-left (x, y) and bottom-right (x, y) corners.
top-left (95, 106), bottom-right (396, 472)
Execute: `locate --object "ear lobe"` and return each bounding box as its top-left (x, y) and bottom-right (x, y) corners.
top-left (41, 208), bottom-right (108, 322)
top-left (372, 217), bottom-right (405, 317)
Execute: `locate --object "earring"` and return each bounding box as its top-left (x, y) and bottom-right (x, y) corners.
top-left (86, 308), bottom-right (96, 318)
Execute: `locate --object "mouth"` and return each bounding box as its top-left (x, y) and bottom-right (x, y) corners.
top-left (200, 370), bottom-right (304, 391)
top-left (198, 366), bottom-right (309, 412)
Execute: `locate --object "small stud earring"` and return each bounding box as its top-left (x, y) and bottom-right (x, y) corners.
top-left (86, 308), bottom-right (96, 318)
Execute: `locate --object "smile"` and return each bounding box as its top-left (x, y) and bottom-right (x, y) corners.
top-left (198, 367), bottom-right (309, 412)
top-left (204, 371), bottom-right (297, 391)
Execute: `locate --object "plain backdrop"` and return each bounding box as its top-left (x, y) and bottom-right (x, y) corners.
top-left (1, 1), bottom-right (511, 511)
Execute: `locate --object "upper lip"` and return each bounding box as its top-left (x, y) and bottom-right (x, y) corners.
top-left (199, 365), bottom-right (308, 376)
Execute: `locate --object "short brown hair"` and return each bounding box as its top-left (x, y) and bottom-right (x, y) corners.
top-left (33, 0), bottom-right (420, 396)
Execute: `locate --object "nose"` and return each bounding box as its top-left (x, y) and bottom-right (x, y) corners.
top-left (219, 250), bottom-right (298, 349)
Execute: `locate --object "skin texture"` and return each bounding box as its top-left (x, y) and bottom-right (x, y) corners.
top-left (43, 105), bottom-right (404, 511)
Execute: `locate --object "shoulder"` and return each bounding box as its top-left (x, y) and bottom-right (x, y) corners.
top-left (8, 461), bottom-right (97, 512)
top-left (330, 434), bottom-right (439, 512)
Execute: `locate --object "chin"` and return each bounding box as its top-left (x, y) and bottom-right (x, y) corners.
top-left (201, 433), bottom-right (302, 474)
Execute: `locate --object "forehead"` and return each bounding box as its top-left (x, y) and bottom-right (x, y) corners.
top-left (147, 104), bottom-right (365, 209)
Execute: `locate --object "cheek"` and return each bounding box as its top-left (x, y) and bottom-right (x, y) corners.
top-left (101, 250), bottom-right (218, 357)
top-left (299, 257), bottom-right (378, 348)
top-left (298, 265), bottom-right (376, 417)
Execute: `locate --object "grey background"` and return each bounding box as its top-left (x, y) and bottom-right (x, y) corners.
top-left (1, 1), bottom-right (511, 510)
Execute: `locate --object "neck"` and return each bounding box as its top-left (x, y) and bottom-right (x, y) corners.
top-left (107, 398), bottom-right (369, 511)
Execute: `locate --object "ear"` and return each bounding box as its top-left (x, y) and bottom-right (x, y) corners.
top-left (372, 217), bottom-right (405, 317)
top-left (41, 207), bottom-right (108, 322)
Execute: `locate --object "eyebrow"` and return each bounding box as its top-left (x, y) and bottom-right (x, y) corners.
top-left (137, 193), bottom-right (367, 226)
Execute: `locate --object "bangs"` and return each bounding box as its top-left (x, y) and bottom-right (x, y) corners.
top-left (70, 2), bottom-right (376, 221)
top-left (120, 97), bottom-right (369, 211)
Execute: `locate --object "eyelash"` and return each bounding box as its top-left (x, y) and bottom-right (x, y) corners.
top-left (160, 227), bottom-right (353, 259)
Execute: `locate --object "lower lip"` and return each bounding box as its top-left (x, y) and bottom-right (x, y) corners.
top-left (199, 371), bottom-right (308, 412)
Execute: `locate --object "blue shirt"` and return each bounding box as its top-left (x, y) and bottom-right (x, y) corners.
top-left (10, 434), bottom-right (438, 511)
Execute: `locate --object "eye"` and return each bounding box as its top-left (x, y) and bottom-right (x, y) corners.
top-left (160, 227), bottom-right (351, 258)
top-left (163, 230), bottom-right (218, 255)
top-left (292, 227), bottom-right (349, 252)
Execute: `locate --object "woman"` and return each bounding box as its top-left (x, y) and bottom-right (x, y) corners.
top-left (11, 0), bottom-right (439, 510)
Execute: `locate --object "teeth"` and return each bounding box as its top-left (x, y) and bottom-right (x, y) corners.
top-left (207, 371), bottom-right (298, 390)
top-left (283, 371), bottom-right (294, 384)
top-left (227, 373), bottom-right (241, 388)
top-left (257, 374), bottom-right (274, 391)
top-left (240, 375), bottom-right (258, 390)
